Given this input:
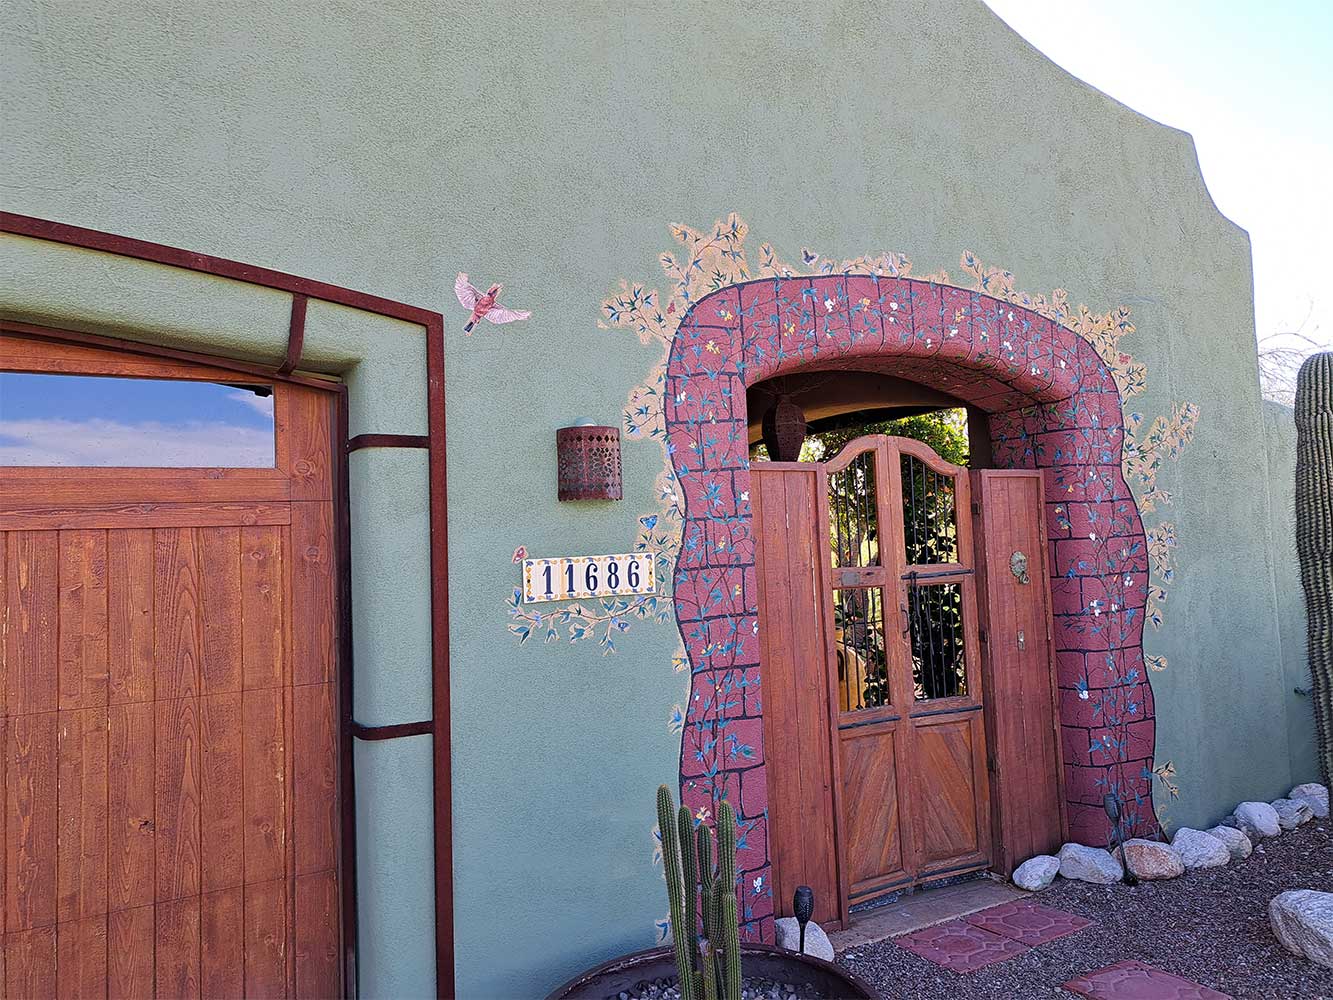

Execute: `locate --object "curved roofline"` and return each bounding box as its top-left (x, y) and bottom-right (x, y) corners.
top-left (978, 0), bottom-right (1248, 241)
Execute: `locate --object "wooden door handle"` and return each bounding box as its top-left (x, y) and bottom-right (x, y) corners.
top-left (900, 603), bottom-right (910, 636)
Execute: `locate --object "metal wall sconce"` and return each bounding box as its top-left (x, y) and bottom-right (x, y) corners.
top-left (556, 419), bottom-right (623, 501)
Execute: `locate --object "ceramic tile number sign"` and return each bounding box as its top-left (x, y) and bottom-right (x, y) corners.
top-left (522, 553), bottom-right (656, 603)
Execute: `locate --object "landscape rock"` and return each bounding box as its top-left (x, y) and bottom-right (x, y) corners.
top-left (774, 917), bottom-right (834, 962)
top-left (1057, 843), bottom-right (1123, 885)
top-left (1272, 798), bottom-right (1315, 830)
top-left (1205, 825), bottom-right (1253, 860)
top-left (1012, 855), bottom-right (1060, 891)
top-left (1170, 828), bottom-right (1231, 869)
top-left (1229, 801), bottom-right (1282, 840)
top-left (1269, 889), bottom-right (1333, 969)
top-left (1113, 839), bottom-right (1184, 880)
top-left (1290, 783), bottom-right (1330, 819)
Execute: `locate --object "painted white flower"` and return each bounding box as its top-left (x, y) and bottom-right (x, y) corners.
top-left (1007, 311), bottom-right (1014, 321)
top-left (1124, 575), bottom-right (1133, 586)
top-left (753, 876), bottom-right (764, 893)
top-left (1079, 690), bottom-right (1090, 701)
top-left (823, 297), bottom-right (835, 313)
top-left (948, 326), bottom-right (958, 337)
top-left (1089, 532), bottom-right (1098, 541)
top-left (924, 338), bottom-right (933, 348)
top-left (740, 491), bottom-right (750, 502)
top-left (1059, 359), bottom-right (1067, 369)
top-left (889, 301), bottom-right (899, 311)
top-left (1110, 603), bottom-right (1119, 613)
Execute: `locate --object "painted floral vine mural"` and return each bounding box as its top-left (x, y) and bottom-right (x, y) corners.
top-left (505, 213), bottom-right (1197, 941)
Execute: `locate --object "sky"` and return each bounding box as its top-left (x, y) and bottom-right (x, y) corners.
top-left (0, 374), bottom-right (275, 466)
top-left (984, 0), bottom-right (1332, 358)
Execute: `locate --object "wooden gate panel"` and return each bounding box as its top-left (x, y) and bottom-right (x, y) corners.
top-left (972, 470), bottom-right (1066, 873)
top-left (910, 714), bottom-right (987, 869)
top-left (752, 466), bottom-right (841, 926)
top-left (837, 723), bottom-right (906, 897)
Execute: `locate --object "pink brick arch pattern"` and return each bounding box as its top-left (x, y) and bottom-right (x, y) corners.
top-left (667, 274), bottom-right (1158, 943)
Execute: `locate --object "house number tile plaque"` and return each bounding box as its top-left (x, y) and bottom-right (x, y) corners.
top-left (522, 552), bottom-right (656, 603)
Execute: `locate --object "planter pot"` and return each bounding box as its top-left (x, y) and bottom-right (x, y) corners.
top-left (546, 943), bottom-right (875, 1000)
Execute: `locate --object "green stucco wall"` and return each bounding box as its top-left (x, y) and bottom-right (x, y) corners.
top-left (1, 1), bottom-right (1310, 997)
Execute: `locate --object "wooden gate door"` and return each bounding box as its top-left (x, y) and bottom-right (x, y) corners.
top-left (971, 470), bottom-right (1067, 874)
top-left (1, 331), bottom-right (343, 998)
top-left (820, 436), bottom-right (989, 915)
top-left (752, 463), bottom-right (842, 927)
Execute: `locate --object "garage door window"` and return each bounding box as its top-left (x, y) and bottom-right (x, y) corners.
top-left (0, 372), bottom-right (276, 467)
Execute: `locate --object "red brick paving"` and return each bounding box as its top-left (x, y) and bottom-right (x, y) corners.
top-left (1062, 960), bottom-right (1233, 1000)
top-left (963, 899), bottom-right (1094, 947)
top-left (894, 919), bottom-right (1029, 973)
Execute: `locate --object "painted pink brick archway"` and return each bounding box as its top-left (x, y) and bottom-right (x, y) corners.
top-left (667, 274), bottom-right (1157, 942)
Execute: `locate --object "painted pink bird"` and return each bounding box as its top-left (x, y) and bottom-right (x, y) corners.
top-left (455, 272), bottom-right (531, 334)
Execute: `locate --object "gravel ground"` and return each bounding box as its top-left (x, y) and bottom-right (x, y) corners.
top-left (836, 820), bottom-right (1333, 1000)
top-left (621, 974), bottom-right (823, 999)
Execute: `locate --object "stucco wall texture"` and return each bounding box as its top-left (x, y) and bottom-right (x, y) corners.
top-left (0, 1), bottom-right (1310, 997)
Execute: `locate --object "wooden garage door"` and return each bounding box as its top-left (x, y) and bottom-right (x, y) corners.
top-left (0, 331), bottom-right (343, 998)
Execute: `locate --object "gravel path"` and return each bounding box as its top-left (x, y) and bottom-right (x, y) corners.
top-left (836, 820), bottom-right (1333, 999)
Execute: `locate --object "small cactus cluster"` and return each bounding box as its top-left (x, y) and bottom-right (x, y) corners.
top-left (657, 785), bottom-right (742, 1000)
top-left (1296, 352), bottom-right (1333, 786)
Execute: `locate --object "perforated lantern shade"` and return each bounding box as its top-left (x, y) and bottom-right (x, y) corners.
top-left (556, 425), bottom-right (623, 501)
top-left (761, 396), bottom-right (807, 462)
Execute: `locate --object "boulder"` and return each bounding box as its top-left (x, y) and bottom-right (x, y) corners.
top-left (1114, 839), bottom-right (1184, 880)
top-left (1012, 855), bottom-right (1060, 891)
top-left (1230, 801), bottom-right (1282, 839)
top-left (774, 917), bottom-right (834, 962)
top-left (1170, 828), bottom-right (1231, 869)
top-left (1057, 843), bottom-right (1123, 885)
top-left (1272, 798), bottom-right (1315, 830)
top-left (1290, 783), bottom-right (1330, 819)
top-left (1269, 890), bottom-right (1333, 969)
top-left (1205, 825), bottom-right (1253, 861)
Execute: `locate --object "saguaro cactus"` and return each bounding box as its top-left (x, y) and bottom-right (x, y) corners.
top-left (1296, 352), bottom-right (1333, 786)
top-left (657, 786), bottom-right (742, 1000)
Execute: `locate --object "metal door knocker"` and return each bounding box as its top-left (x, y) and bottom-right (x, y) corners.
top-left (1010, 550), bottom-right (1030, 585)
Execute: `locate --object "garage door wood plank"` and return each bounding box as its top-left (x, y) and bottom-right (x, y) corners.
top-left (107, 702), bottom-right (155, 913)
top-left (108, 529), bottom-right (154, 706)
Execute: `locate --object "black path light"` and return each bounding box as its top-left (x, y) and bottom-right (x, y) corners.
top-left (793, 885), bottom-right (815, 955)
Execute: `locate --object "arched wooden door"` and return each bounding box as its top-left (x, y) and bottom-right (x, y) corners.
top-left (754, 434), bottom-right (991, 927)
top-left (0, 330), bottom-right (343, 998)
top-left (820, 436), bottom-right (989, 915)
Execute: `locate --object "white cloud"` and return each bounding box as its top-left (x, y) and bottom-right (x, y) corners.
top-left (226, 390), bottom-right (275, 418)
top-left (0, 418), bottom-right (274, 467)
